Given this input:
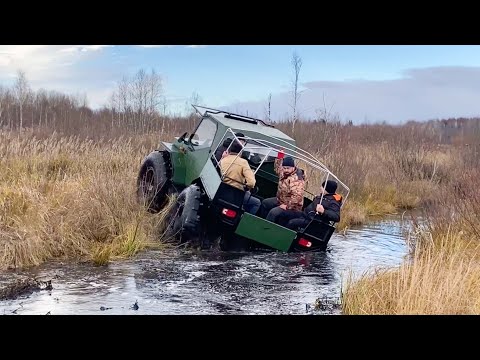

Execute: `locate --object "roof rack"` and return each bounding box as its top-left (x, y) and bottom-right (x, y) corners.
top-left (191, 104), bottom-right (275, 128)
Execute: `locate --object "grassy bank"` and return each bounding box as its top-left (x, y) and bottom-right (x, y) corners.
top-left (342, 231), bottom-right (480, 314)
top-left (341, 167), bottom-right (480, 314)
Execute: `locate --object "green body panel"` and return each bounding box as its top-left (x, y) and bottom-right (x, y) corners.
top-left (200, 160), bottom-right (221, 200)
top-left (251, 162), bottom-right (279, 199)
top-left (253, 162), bottom-right (278, 183)
top-left (162, 139), bottom-right (212, 186)
top-left (234, 213), bottom-right (297, 252)
top-left (165, 142), bottom-right (186, 185)
top-left (185, 146), bottom-right (211, 185)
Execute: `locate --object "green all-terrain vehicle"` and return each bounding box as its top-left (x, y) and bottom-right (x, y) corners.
top-left (137, 106), bottom-right (350, 252)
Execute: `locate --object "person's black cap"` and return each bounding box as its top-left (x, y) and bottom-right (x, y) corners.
top-left (322, 180), bottom-right (338, 194)
top-left (282, 156), bottom-right (295, 167)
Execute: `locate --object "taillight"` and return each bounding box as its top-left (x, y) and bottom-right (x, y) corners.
top-left (298, 238), bottom-right (312, 247)
top-left (222, 208), bottom-right (237, 218)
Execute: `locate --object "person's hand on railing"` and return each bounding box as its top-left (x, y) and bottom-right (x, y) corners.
top-left (315, 204), bottom-right (325, 215)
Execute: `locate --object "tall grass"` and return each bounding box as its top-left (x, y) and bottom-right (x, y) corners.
top-left (341, 166), bottom-right (480, 314)
top-left (341, 228), bottom-right (480, 314)
top-left (0, 130), bottom-right (174, 270)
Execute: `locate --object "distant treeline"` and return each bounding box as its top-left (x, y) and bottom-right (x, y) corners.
top-left (1, 70), bottom-right (480, 145)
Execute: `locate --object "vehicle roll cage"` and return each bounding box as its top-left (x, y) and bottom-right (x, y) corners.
top-left (212, 127), bottom-right (350, 207)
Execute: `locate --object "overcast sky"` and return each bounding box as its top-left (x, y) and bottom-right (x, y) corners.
top-left (1, 45), bottom-right (479, 123)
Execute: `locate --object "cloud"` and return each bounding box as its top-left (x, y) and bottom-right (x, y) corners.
top-left (0, 45), bottom-right (49, 70)
top-left (136, 45), bottom-right (207, 49)
top-left (60, 45), bottom-right (113, 53)
top-left (0, 45), bottom-right (112, 82)
top-left (82, 45), bottom-right (111, 51)
top-left (224, 66), bottom-right (480, 124)
top-left (137, 45), bottom-right (175, 48)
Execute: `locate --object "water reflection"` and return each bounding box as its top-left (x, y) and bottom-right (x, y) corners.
top-left (1, 216), bottom-right (409, 315)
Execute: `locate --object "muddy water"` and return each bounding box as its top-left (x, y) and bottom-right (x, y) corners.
top-left (0, 216), bottom-right (410, 315)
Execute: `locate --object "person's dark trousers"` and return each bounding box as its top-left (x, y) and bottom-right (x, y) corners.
top-left (259, 197), bottom-right (278, 218)
top-left (243, 191), bottom-right (261, 215)
top-left (276, 210), bottom-right (304, 227)
top-left (266, 206), bottom-right (286, 223)
top-left (286, 216), bottom-right (310, 231)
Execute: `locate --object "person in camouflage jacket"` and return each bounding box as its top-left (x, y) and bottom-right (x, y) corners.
top-left (259, 155), bottom-right (306, 222)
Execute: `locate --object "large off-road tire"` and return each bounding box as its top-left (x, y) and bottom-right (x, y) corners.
top-left (164, 185), bottom-right (202, 244)
top-left (137, 151), bottom-right (172, 213)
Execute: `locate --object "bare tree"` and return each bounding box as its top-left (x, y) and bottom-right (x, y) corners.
top-left (147, 69), bottom-right (163, 118)
top-left (184, 91), bottom-right (203, 115)
top-left (115, 76), bottom-right (130, 125)
top-left (191, 91), bottom-right (202, 106)
top-left (290, 52), bottom-right (302, 133)
top-left (315, 93), bottom-right (336, 123)
top-left (132, 68), bottom-right (147, 129)
top-left (161, 96), bottom-right (168, 116)
top-left (13, 70), bottom-right (31, 130)
top-left (267, 93), bottom-right (272, 121)
top-left (111, 68), bottom-right (164, 132)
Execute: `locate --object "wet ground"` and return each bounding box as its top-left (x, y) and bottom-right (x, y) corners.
top-left (0, 216), bottom-right (410, 315)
